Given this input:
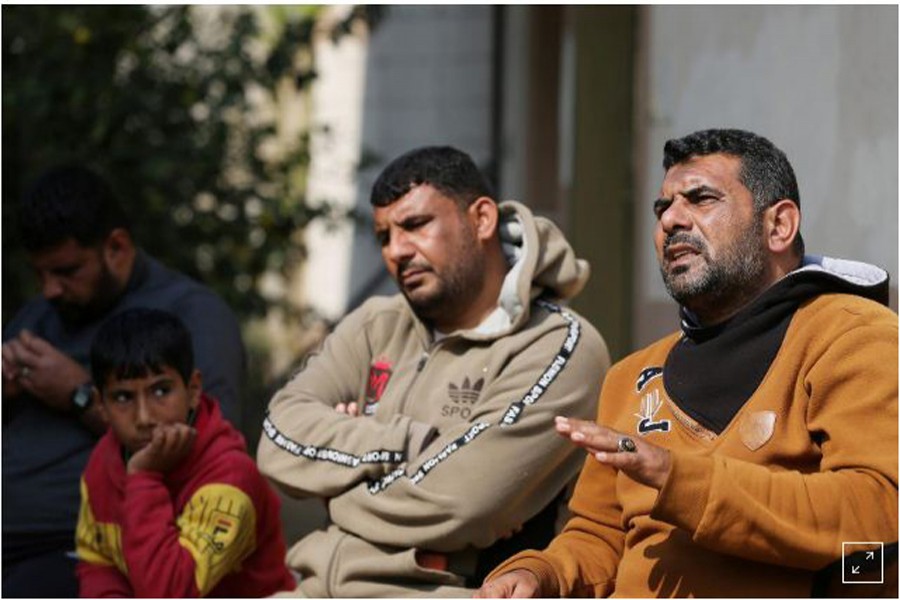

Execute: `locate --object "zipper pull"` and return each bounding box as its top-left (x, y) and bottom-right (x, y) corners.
top-left (416, 352), bottom-right (429, 372)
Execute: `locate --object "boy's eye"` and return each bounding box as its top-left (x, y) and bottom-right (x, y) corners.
top-left (151, 385), bottom-right (170, 398)
top-left (113, 392), bottom-right (131, 404)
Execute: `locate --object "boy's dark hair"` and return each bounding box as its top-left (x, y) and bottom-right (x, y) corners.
top-left (19, 164), bottom-right (130, 253)
top-left (663, 128), bottom-right (804, 256)
top-left (91, 308), bottom-right (194, 388)
top-left (370, 146), bottom-right (494, 207)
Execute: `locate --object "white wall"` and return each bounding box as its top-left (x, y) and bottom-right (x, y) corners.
top-left (633, 5), bottom-right (898, 346)
top-left (303, 6), bottom-right (368, 321)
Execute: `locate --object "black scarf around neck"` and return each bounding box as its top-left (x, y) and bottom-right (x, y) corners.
top-left (663, 268), bottom-right (888, 435)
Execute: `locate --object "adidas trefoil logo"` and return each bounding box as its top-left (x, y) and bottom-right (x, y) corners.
top-left (448, 377), bottom-right (484, 405)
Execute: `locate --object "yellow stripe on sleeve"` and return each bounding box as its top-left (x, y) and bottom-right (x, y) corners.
top-left (75, 477), bottom-right (128, 575)
top-left (176, 483), bottom-right (257, 596)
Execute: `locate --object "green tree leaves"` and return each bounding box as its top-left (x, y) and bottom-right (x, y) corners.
top-left (2, 5), bottom-right (345, 322)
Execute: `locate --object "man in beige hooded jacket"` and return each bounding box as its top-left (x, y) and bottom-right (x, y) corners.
top-left (257, 146), bottom-right (610, 597)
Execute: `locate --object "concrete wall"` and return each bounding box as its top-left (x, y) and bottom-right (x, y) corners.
top-left (633, 5), bottom-right (898, 347)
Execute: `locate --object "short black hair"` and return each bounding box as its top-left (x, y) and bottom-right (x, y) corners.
top-left (91, 308), bottom-right (194, 389)
top-left (369, 146), bottom-right (494, 207)
top-left (19, 164), bottom-right (130, 253)
top-left (663, 128), bottom-right (804, 255)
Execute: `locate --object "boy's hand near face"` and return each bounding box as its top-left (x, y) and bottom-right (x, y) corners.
top-left (127, 423), bottom-right (197, 475)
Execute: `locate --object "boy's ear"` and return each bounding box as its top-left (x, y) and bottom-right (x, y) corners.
top-left (93, 388), bottom-right (109, 425)
top-left (187, 369), bottom-right (202, 409)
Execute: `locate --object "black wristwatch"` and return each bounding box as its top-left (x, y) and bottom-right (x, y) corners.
top-left (71, 382), bottom-right (94, 416)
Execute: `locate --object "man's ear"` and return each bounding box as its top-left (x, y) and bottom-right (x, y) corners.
top-left (764, 199), bottom-right (800, 255)
top-left (467, 197), bottom-right (499, 242)
top-left (187, 369), bottom-right (203, 410)
top-left (102, 228), bottom-right (135, 277)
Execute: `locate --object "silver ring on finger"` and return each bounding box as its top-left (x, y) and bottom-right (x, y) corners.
top-left (617, 436), bottom-right (637, 453)
top-left (19, 366), bottom-right (31, 379)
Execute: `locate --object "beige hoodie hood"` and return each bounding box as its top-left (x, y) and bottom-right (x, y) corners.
top-left (468, 200), bottom-right (590, 339)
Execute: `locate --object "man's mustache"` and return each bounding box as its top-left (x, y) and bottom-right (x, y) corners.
top-left (398, 261), bottom-right (432, 278)
top-left (663, 232), bottom-right (706, 256)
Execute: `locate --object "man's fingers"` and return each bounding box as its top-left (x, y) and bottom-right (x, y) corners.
top-left (4, 339), bottom-right (38, 369)
top-left (510, 584), bottom-right (536, 598)
top-left (558, 416), bottom-right (671, 488)
top-left (4, 339), bottom-right (23, 358)
top-left (18, 330), bottom-right (57, 361)
top-left (2, 344), bottom-right (16, 364)
top-left (336, 402), bottom-right (359, 416)
top-left (474, 581), bottom-right (506, 598)
top-left (554, 415), bottom-right (572, 433)
top-left (16, 375), bottom-right (36, 395)
top-left (475, 570), bottom-right (538, 599)
top-left (594, 448), bottom-right (639, 467)
top-left (556, 416), bottom-right (619, 452)
top-left (2, 348), bottom-right (20, 380)
top-left (556, 415), bottom-right (605, 436)
top-left (18, 330), bottom-right (50, 354)
top-left (596, 436), bottom-right (671, 489)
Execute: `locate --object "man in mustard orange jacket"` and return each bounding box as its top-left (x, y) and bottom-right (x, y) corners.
top-left (477, 129), bottom-right (898, 598)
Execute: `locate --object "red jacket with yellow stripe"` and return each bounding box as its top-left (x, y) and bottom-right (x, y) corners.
top-left (75, 394), bottom-right (294, 597)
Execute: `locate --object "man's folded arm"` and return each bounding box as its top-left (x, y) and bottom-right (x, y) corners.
top-left (329, 320), bottom-right (608, 552)
top-left (257, 306), bottom-right (432, 499)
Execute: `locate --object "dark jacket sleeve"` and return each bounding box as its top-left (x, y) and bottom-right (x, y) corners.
top-left (175, 289), bottom-right (246, 426)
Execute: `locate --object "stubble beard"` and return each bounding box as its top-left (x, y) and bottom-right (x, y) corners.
top-left (660, 215), bottom-right (768, 317)
top-left (53, 262), bottom-right (123, 327)
top-left (402, 236), bottom-right (486, 327)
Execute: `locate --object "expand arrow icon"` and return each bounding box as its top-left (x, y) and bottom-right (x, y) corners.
top-left (852, 566), bottom-right (860, 574)
top-left (866, 551), bottom-right (875, 560)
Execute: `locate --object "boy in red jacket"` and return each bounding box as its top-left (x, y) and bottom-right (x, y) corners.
top-left (75, 307), bottom-right (294, 597)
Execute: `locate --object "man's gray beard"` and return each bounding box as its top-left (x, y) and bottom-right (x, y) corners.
top-left (661, 218), bottom-right (768, 311)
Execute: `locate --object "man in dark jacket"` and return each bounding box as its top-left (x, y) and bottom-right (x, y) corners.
top-left (2, 165), bottom-right (246, 597)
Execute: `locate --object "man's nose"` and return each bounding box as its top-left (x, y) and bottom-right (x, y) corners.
top-left (40, 275), bottom-right (63, 300)
top-left (659, 197), bottom-right (692, 233)
top-left (385, 231), bottom-right (414, 265)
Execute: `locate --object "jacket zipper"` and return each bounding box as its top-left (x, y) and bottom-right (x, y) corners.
top-left (397, 340), bottom-right (440, 416)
